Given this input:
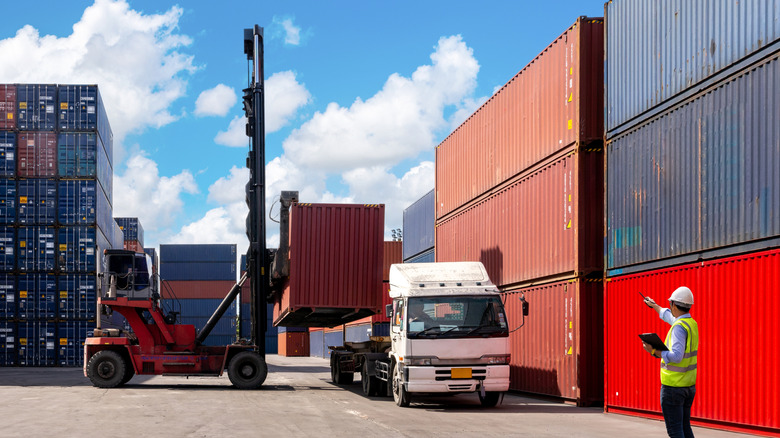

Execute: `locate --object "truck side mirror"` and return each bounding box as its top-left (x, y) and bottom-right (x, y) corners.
top-left (385, 304), bottom-right (393, 318)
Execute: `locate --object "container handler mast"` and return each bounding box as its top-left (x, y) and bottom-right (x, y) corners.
top-left (83, 25), bottom-right (271, 389)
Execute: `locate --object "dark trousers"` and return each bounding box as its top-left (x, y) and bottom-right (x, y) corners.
top-left (660, 384), bottom-right (696, 438)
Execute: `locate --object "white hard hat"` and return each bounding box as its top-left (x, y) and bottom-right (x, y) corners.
top-left (669, 286), bottom-right (694, 306)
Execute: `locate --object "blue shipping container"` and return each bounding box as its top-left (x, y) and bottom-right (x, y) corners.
top-left (309, 330), bottom-right (324, 358)
top-left (58, 132), bottom-right (112, 205)
top-left (0, 274), bottom-right (14, 318)
top-left (0, 320), bottom-right (15, 366)
top-left (115, 217), bottom-right (144, 246)
top-left (265, 334), bottom-right (278, 355)
top-left (160, 244), bottom-right (236, 263)
top-left (58, 226), bottom-right (104, 272)
top-left (0, 226), bottom-right (13, 270)
top-left (160, 261), bottom-right (237, 281)
top-left (16, 84), bottom-right (57, 131)
top-left (17, 226), bottom-right (55, 271)
top-left (0, 131), bottom-right (15, 177)
top-left (0, 179), bottom-right (16, 223)
top-left (18, 179), bottom-right (56, 224)
top-left (17, 273), bottom-right (57, 319)
top-left (58, 180), bottom-right (113, 237)
top-left (402, 189), bottom-right (435, 260)
top-left (58, 274), bottom-right (97, 319)
top-left (17, 320), bottom-right (57, 366)
top-left (58, 85), bottom-right (113, 166)
top-left (324, 330), bottom-right (343, 359)
top-left (404, 248), bottom-right (434, 264)
top-left (58, 320), bottom-right (90, 366)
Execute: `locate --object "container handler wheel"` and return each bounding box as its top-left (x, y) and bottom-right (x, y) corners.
top-left (120, 362), bottom-right (135, 386)
top-left (87, 350), bottom-right (127, 388)
top-left (228, 351), bottom-right (267, 389)
top-left (392, 362), bottom-right (411, 407)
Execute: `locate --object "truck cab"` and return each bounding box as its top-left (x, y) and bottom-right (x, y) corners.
top-left (387, 262), bottom-right (510, 407)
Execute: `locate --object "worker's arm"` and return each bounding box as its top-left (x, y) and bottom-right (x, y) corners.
top-left (660, 324), bottom-right (687, 364)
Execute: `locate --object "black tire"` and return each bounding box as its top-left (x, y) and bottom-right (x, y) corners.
top-left (479, 391), bottom-right (502, 407)
top-left (120, 360), bottom-right (135, 386)
top-left (392, 362), bottom-right (411, 407)
top-left (361, 361), bottom-right (378, 396)
top-left (86, 350), bottom-right (126, 388)
top-left (228, 351), bottom-right (267, 389)
top-left (331, 354), bottom-right (353, 385)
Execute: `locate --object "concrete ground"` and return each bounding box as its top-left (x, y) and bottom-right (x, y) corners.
top-left (0, 355), bottom-right (746, 438)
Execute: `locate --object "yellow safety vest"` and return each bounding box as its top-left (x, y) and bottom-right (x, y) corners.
top-left (660, 317), bottom-right (698, 387)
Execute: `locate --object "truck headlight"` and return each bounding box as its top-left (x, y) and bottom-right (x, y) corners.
top-left (482, 354), bottom-right (510, 365)
top-left (408, 356), bottom-right (436, 366)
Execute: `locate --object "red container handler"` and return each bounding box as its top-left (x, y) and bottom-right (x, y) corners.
top-left (502, 276), bottom-right (603, 406)
top-left (436, 17), bottom-right (603, 219)
top-left (278, 331), bottom-right (309, 357)
top-left (604, 248), bottom-right (780, 436)
top-left (436, 146), bottom-right (603, 288)
top-left (160, 280), bottom-right (238, 300)
top-left (0, 85), bottom-right (16, 129)
top-left (17, 132), bottom-right (56, 177)
top-left (274, 203), bottom-right (384, 327)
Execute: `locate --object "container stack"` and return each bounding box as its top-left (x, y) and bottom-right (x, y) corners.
top-left (159, 244), bottom-right (237, 346)
top-left (434, 18), bottom-right (605, 406)
top-left (603, 1), bottom-right (780, 434)
top-left (0, 84), bottom-right (123, 367)
top-left (115, 217), bottom-right (144, 253)
top-left (239, 254), bottom-right (278, 354)
top-left (402, 189), bottom-right (434, 263)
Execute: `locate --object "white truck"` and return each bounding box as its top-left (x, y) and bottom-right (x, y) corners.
top-left (330, 261), bottom-right (525, 407)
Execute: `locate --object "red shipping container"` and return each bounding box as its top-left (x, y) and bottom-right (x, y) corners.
top-left (382, 241), bottom-right (402, 281)
top-left (0, 85), bottom-right (16, 129)
top-left (17, 132), bottom-right (56, 177)
top-left (278, 331), bottom-right (309, 357)
top-left (123, 240), bottom-right (143, 253)
top-left (274, 203), bottom-right (384, 327)
top-left (436, 17), bottom-right (603, 219)
top-left (502, 277), bottom-right (603, 406)
top-left (160, 280), bottom-right (237, 300)
top-left (436, 147), bottom-right (603, 288)
top-left (345, 281), bottom-right (392, 326)
top-left (604, 249), bottom-right (780, 436)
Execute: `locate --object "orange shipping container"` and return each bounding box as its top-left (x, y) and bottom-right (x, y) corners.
top-left (160, 280), bottom-right (237, 300)
top-left (278, 332), bottom-right (309, 357)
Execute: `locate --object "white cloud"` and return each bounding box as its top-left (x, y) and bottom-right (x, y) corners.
top-left (0, 0), bottom-right (197, 144)
top-left (271, 16), bottom-right (302, 46)
top-left (282, 35), bottom-right (479, 172)
top-left (194, 84), bottom-right (237, 117)
top-left (214, 115), bottom-right (248, 147)
top-left (112, 150), bottom-right (198, 230)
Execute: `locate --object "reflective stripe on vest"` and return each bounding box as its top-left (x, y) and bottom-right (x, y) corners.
top-left (660, 317), bottom-right (699, 387)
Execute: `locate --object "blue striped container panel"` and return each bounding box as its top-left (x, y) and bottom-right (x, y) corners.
top-left (17, 226), bottom-right (55, 271)
top-left (0, 320), bottom-right (15, 366)
top-left (57, 180), bottom-right (113, 237)
top-left (323, 330), bottom-right (343, 359)
top-left (57, 320), bottom-right (91, 366)
top-left (58, 85), bottom-right (113, 165)
top-left (309, 330), bottom-right (324, 358)
top-left (17, 320), bottom-right (57, 366)
top-left (58, 274), bottom-right (97, 319)
top-left (17, 273), bottom-right (57, 319)
top-left (0, 226), bottom-right (13, 270)
top-left (114, 217), bottom-right (144, 245)
top-left (0, 274), bottom-right (14, 318)
top-left (264, 334), bottom-right (278, 355)
top-left (160, 262), bottom-right (237, 281)
top-left (160, 244), bottom-right (236, 263)
top-left (16, 85), bottom-right (57, 131)
top-left (18, 179), bottom-right (56, 225)
top-left (345, 323), bottom-right (370, 343)
top-left (0, 179), bottom-right (15, 223)
top-left (0, 132), bottom-right (14, 177)
top-left (404, 248), bottom-right (434, 264)
top-left (58, 132), bottom-right (112, 205)
top-left (402, 189), bottom-right (435, 260)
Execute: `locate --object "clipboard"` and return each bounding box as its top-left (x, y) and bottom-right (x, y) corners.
top-left (638, 333), bottom-right (668, 351)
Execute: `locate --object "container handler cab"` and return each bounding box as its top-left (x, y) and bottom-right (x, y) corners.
top-left (83, 25), bottom-right (271, 389)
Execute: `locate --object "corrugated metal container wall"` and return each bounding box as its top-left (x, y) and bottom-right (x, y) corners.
top-left (17, 132), bottom-right (56, 177)
top-left (382, 241), bottom-right (402, 282)
top-left (17, 226), bottom-right (55, 271)
top-left (124, 240), bottom-right (142, 253)
top-left (17, 320), bottom-right (56, 366)
top-left (276, 204), bottom-right (384, 327)
top-left (606, 53), bottom-right (780, 272)
top-left (0, 320), bottom-right (14, 365)
top-left (115, 217), bottom-right (144, 246)
top-left (17, 274), bottom-right (57, 319)
top-left (278, 332), bottom-right (309, 357)
top-left (160, 244), bottom-right (236, 263)
top-left (605, 249), bottom-right (780, 435)
top-left (436, 18), bottom-right (603, 218)
top-left (503, 278), bottom-right (603, 406)
top-left (0, 179), bottom-right (15, 223)
top-left (402, 189), bottom-right (435, 260)
top-left (0, 274), bottom-right (13, 318)
top-left (160, 262), bottom-right (236, 281)
top-left (58, 85), bottom-right (113, 163)
top-left (345, 323), bottom-right (371, 343)
top-left (17, 179), bottom-right (56, 224)
top-left (160, 280), bottom-right (237, 300)
top-left (0, 227), bottom-right (14, 270)
top-left (436, 148), bottom-right (603, 287)
top-left (605, 0), bottom-right (780, 134)
top-left (405, 248), bottom-right (434, 264)
top-left (57, 274), bottom-right (96, 319)
top-left (16, 85), bottom-right (57, 131)
top-left (58, 132), bottom-right (112, 205)
top-left (0, 132), bottom-right (15, 176)
top-left (309, 328), bottom-right (324, 357)
top-left (0, 85), bottom-right (15, 130)
top-left (323, 329), bottom-right (343, 358)
top-left (57, 320), bottom-right (90, 366)
top-left (57, 180), bottom-right (113, 235)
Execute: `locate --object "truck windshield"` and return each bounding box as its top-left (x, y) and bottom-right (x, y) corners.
top-left (406, 296), bottom-right (508, 339)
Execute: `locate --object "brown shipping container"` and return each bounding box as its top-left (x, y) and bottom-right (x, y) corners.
top-left (0, 85), bottom-right (16, 129)
top-left (278, 332), bottom-right (309, 357)
top-left (274, 203), bottom-right (384, 327)
top-left (123, 240), bottom-right (143, 253)
top-left (436, 17), bottom-right (603, 219)
top-left (17, 132), bottom-right (56, 177)
top-left (436, 146), bottom-right (603, 288)
top-left (502, 277), bottom-right (603, 406)
top-left (382, 241), bottom-right (402, 281)
top-left (160, 280), bottom-right (237, 300)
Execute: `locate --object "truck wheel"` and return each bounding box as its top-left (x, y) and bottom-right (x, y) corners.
top-left (479, 391), bottom-right (501, 407)
top-left (361, 361), bottom-right (378, 396)
top-left (86, 350), bottom-right (126, 388)
top-left (331, 354), bottom-right (353, 385)
top-left (392, 363), bottom-right (411, 407)
top-left (228, 351), bottom-right (267, 389)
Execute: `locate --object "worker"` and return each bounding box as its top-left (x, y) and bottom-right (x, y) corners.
top-left (642, 286), bottom-right (699, 438)
top-left (407, 300), bottom-right (434, 327)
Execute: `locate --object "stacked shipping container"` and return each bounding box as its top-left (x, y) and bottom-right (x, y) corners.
top-left (115, 217), bottom-right (144, 253)
top-left (603, 1), bottom-right (780, 435)
top-left (402, 190), bottom-right (434, 263)
top-left (434, 17), bottom-right (605, 406)
top-left (159, 244), bottom-right (238, 346)
top-left (0, 84), bottom-right (122, 367)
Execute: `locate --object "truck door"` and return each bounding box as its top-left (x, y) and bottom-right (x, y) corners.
top-left (390, 299), bottom-right (406, 358)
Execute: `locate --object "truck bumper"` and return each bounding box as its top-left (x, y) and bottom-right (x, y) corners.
top-left (405, 365), bottom-right (510, 393)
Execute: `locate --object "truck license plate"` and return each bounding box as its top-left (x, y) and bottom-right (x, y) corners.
top-left (451, 368), bottom-right (472, 379)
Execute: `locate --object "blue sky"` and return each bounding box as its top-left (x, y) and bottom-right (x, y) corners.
top-left (0, 0), bottom-right (605, 255)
